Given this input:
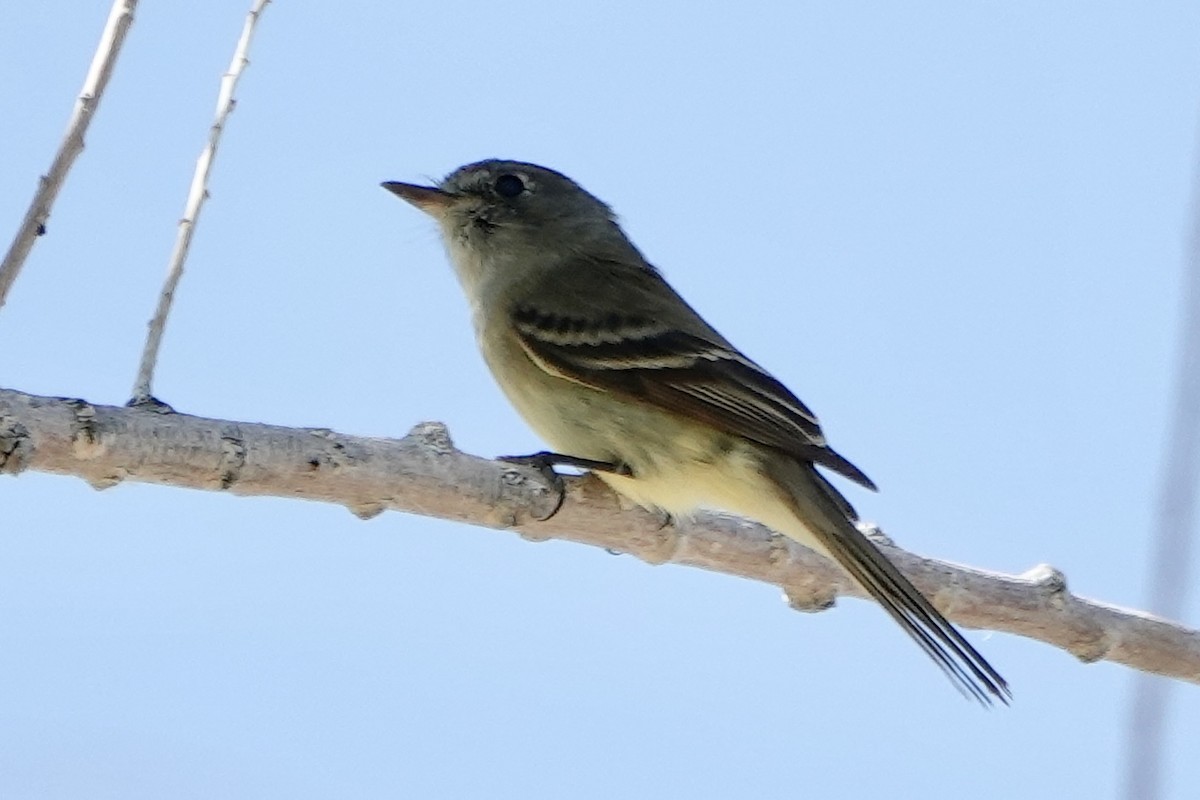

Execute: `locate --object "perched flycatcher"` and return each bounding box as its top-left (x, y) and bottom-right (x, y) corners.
top-left (384, 160), bottom-right (1009, 705)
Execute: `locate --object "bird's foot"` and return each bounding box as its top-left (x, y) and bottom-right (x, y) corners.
top-left (498, 451), bottom-right (633, 521)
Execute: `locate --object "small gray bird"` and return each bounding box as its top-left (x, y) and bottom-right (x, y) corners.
top-left (383, 160), bottom-right (1009, 704)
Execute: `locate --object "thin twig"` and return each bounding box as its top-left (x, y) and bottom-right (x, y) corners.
top-left (1122, 116), bottom-right (1200, 800)
top-left (0, 0), bottom-right (137, 312)
top-left (129, 0), bottom-right (272, 406)
top-left (1, 385), bottom-right (1198, 686)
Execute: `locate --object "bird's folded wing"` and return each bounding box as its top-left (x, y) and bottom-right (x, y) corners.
top-left (510, 303), bottom-right (877, 491)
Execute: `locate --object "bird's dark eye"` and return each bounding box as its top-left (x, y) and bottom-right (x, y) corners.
top-left (494, 174), bottom-right (525, 198)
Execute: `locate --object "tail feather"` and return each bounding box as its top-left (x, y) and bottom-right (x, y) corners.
top-left (780, 463), bottom-right (1011, 706)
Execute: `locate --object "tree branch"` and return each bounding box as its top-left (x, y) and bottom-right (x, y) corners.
top-left (0, 0), bottom-right (137, 311)
top-left (130, 0), bottom-right (272, 404)
top-left (2, 385), bottom-right (1197, 684)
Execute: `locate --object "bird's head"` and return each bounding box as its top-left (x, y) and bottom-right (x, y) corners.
top-left (383, 160), bottom-right (634, 278)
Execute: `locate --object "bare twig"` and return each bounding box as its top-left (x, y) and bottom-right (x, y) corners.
top-left (0, 0), bottom-right (137, 312)
top-left (129, 0), bottom-right (271, 406)
top-left (1122, 118), bottom-right (1200, 800)
top-left (2, 385), bottom-right (1198, 685)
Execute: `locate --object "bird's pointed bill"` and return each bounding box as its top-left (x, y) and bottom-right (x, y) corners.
top-left (381, 181), bottom-right (455, 216)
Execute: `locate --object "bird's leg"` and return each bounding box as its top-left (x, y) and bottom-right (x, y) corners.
top-left (498, 451), bottom-right (634, 521)
top-left (498, 450), bottom-right (633, 477)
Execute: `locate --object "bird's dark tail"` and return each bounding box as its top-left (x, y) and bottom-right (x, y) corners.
top-left (771, 460), bottom-right (1011, 706)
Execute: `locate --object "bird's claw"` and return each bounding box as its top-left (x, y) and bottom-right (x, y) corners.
top-left (498, 451), bottom-right (633, 521)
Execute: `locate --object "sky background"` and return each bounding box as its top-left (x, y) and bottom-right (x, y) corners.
top-left (2, 2), bottom-right (1199, 797)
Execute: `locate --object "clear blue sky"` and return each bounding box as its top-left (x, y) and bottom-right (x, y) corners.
top-left (2, 2), bottom-right (1199, 797)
